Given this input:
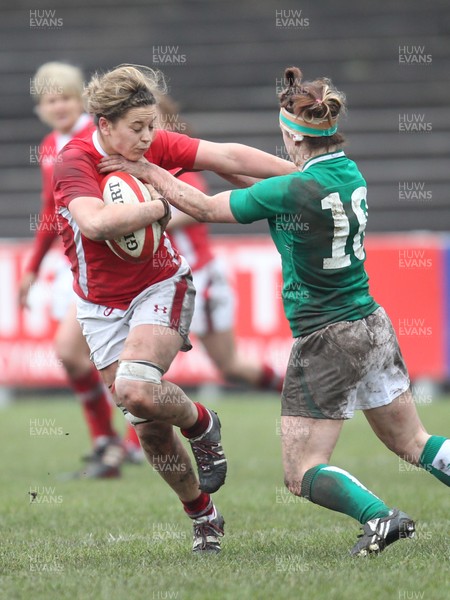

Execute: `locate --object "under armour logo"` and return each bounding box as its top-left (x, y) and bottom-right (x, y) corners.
top-left (154, 304), bottom-right (168, 314)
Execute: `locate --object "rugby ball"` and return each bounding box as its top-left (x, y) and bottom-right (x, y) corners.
top-left (101, 171), bottom-right (162, 263)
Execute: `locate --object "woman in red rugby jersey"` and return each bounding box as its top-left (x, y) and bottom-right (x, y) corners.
top-left (53, 64), bottom-right (295, 553)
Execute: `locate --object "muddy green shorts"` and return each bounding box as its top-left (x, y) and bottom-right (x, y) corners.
top-left (281, 308), bottom-right (410, 420)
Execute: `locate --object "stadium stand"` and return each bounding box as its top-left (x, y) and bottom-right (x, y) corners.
top-left (0, 0), bottom-right (449, 237)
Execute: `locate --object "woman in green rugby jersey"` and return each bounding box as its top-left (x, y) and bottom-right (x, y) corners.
top-left (98, 66), bottom-right (450, 557)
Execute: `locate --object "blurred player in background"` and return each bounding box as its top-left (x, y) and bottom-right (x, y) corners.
top-left (131, 66), bottom-right (450, 557)
top-left (54, 64), bottom-right (294, 552)
top-left (18, 62), bottom-right (142, 479)
top-left (158, 96), bottom-right (283, 393)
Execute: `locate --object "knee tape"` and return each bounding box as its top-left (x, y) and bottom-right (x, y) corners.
top-left (116, 360), bottom-right (163, 384)
top-left (115, 360), bottom-right (163, 426)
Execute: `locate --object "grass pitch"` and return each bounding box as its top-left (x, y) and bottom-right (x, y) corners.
top-left (0, 393), bottom-right (448, 600)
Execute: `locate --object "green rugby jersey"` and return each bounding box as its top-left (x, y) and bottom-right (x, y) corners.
top-left (229, 151), bottom-right (379, 337)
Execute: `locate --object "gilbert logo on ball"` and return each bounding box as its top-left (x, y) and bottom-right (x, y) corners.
top-left (101, 172), bottom-right (162, 263)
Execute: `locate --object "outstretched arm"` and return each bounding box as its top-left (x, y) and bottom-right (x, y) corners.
top-left (98, 157), bottom-right (237, 223)
top-left (150, 164), bottom-right (235, 223)
top-left (193, 140), bottom-right (295, 178)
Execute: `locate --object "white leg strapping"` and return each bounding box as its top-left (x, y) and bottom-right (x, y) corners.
top-left (115, 360), bottom-right (163, 425)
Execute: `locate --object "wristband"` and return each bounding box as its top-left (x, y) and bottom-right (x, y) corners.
top-left (158, 196), bottom-right (170, 219)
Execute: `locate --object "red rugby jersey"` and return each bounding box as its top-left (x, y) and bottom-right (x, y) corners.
top-left (53, 128), bottom-right (200, 309)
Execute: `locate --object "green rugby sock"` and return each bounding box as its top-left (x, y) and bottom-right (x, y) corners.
top-left (301, 464), bottom-right (390, 524)
top-left (419, 436), bottom-right (450, 486)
